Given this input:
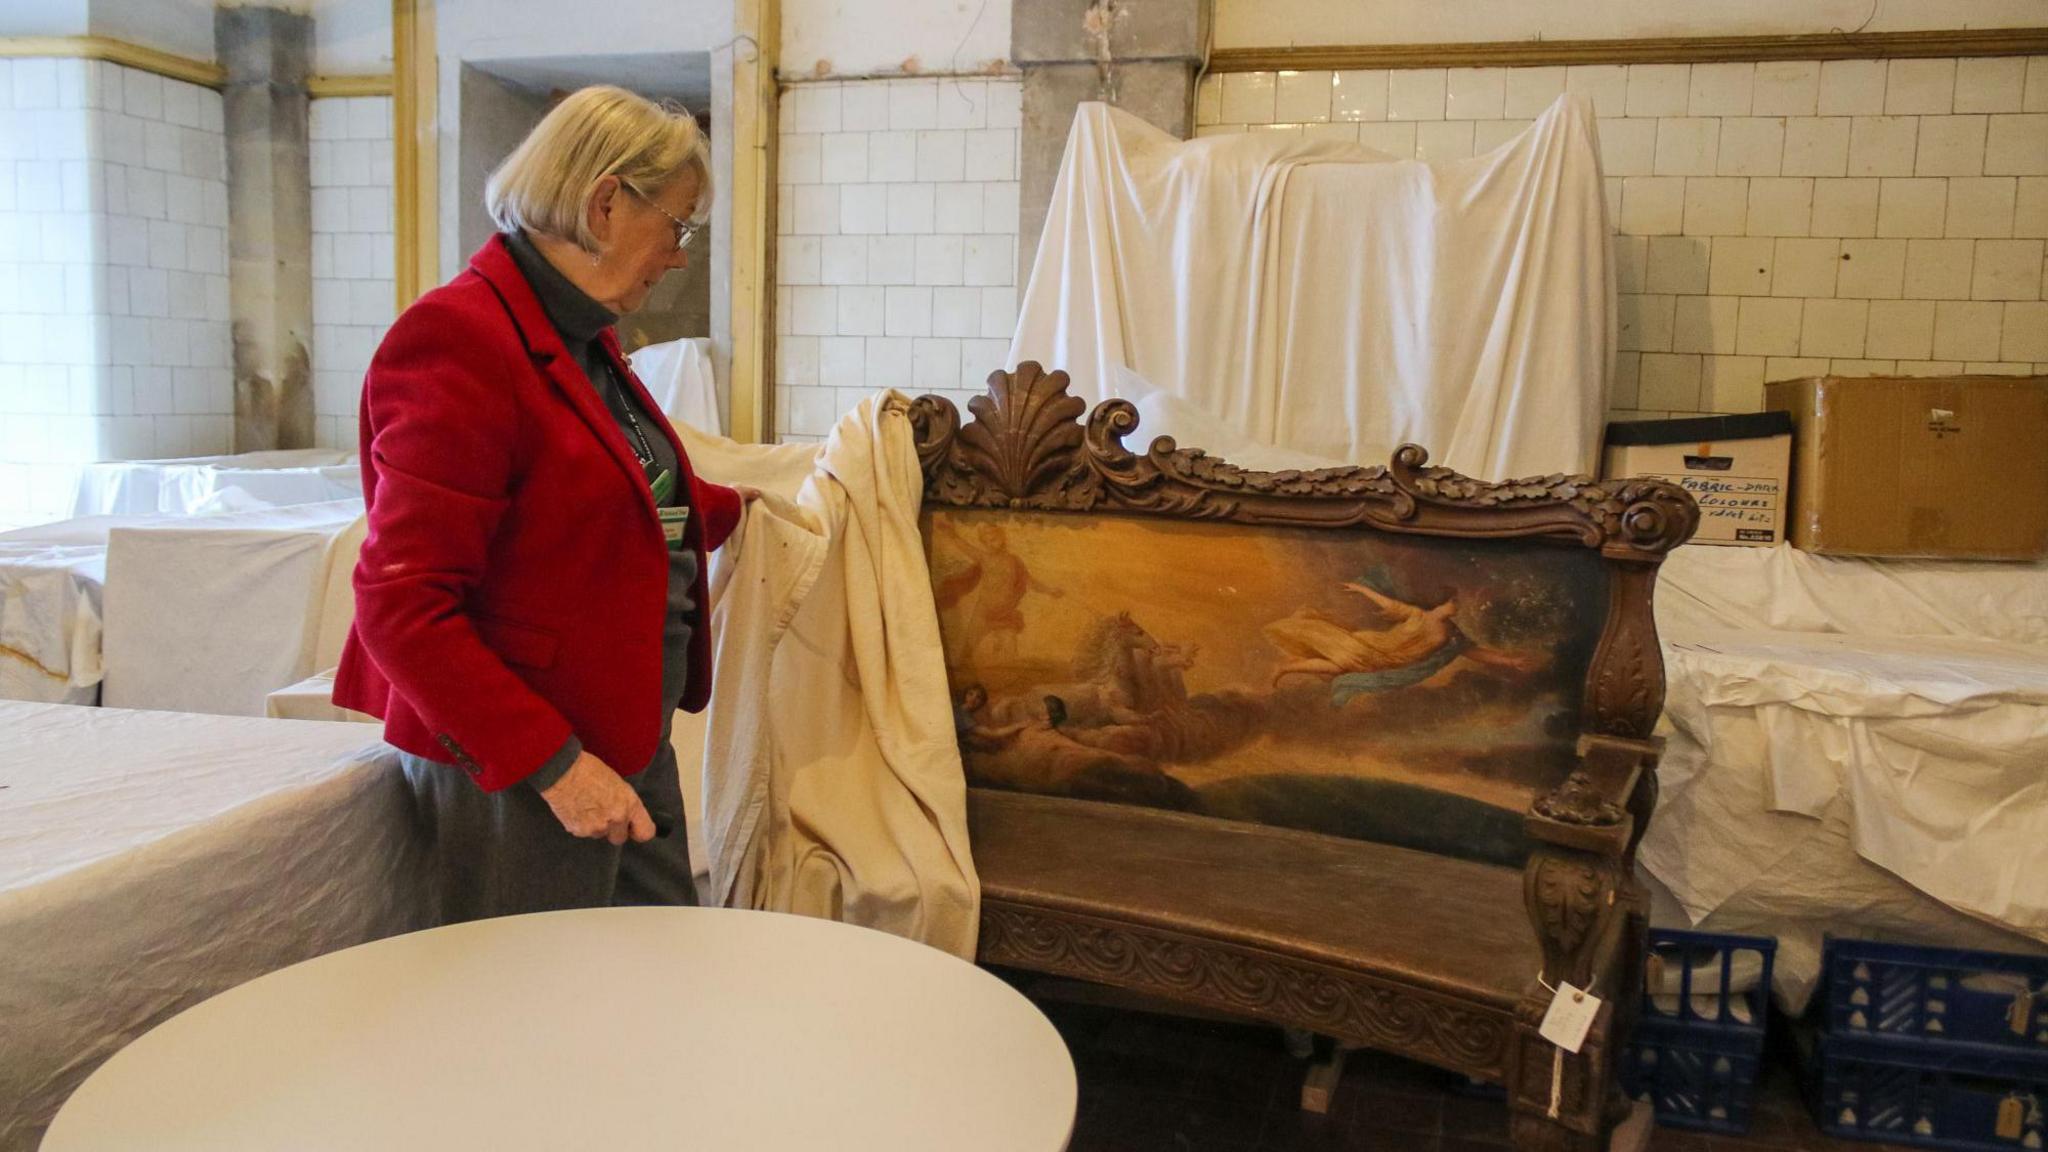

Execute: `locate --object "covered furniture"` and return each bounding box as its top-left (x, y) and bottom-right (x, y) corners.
top-left (1012, 98), bottom-right (1612, 479)
top-left (70, 450), bottom-right (359, 519)
top-left (1640, 570), bottom-right (2048, 1010)
top-left (1, 502), bottom-right (367, 714)
top-left (0, 701), bottom-right (425, 1152)
top-left (99, 500), bottom-right (365, 716)
top-left (0, 516), bottom-right (119, 705)
top-left (629, 335), bottom-right (723, 436)
top-left (908, 365), bottom-right (1698, 1150)
top-left (264, 668), bottom-right (375, 723)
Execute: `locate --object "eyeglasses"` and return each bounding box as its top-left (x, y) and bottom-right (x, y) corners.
top-left (626, 183), bottom-right (699, 251)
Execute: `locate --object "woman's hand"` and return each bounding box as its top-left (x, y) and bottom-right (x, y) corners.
top-left (733, 484), bottom-right (762, 504)
top-left (538, 752), bottom-right (655, 844)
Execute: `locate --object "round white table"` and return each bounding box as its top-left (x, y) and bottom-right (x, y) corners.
top-left (45, 908), bottom-right (1076, 1151)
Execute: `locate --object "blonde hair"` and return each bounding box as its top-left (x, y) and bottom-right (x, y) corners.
top-left (485, 85), bottom-right (712, 252)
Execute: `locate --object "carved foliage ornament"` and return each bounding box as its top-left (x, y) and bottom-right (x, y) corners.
top-left (911, 363), bottom-right (1699, 555)
top-left (1525, 850), bottom-right (1623, 990)
top-left (980, 903), bottom-right (1512, 1076)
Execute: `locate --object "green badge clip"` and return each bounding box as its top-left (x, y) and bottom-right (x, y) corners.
top-left (650, 468), bottom-right (689, 551)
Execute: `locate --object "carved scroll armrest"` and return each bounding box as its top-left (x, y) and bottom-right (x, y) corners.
top-left (1520, 734), bottom-right (1661, 995)
top-left (1526, 734), bottom-right (1662, 858)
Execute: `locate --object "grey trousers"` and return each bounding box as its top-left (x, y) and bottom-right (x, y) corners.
top-left (399, 738), bottom-right (698, 925)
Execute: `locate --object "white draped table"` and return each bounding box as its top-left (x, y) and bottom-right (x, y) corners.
top-left (0, 702), bottom-right (416, 1152)
top-left (99, 499), bottom-right (366, 715)
top-left (71, 450), bottom-right (359, 518)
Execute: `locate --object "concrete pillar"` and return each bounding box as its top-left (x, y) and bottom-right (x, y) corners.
top-left (217, 6), bottom-right (315, 452)
top-left (1011, 0), bottom-right (1207, 274)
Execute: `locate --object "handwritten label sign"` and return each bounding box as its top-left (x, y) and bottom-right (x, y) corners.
top-left (1644, 472), bottom-right (1783, 544)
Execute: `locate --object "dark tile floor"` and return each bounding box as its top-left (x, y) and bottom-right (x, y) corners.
top-left (1029, 996), bottom-right (1916, 1152)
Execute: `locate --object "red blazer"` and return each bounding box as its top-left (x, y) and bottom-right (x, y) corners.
top-left (333, 234), bottom-right (741, 792)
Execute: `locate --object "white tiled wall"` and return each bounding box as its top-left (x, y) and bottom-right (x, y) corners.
top-left (309, 95), bottom-right (396, 451)
top-left (1199, 57), bottom-right (2048, 421)
top-left (773, 77), bottom-right (1022, 442)
top-left (0, 59), bottom-right (230, 529)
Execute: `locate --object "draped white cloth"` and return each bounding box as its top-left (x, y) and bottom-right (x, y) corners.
top-left (1, 504), bottom-right (362, 710)
top-left (630, 336), bottom-right (724, 436)
top-left (1644, 631), bottom-right (2048, 935)
top-left (0, 519), bottom-right (109, 705)
top-left (1641, 545), bottom-right (2048, 1007)
top-left (70, 450), bottom-right (359, 518)
top-left (0, 702), bottom-right (419, 1152)
top-left (1657, 541), bottom-right (2048, 646)
top-left (673, 396), bottom-right (979, 959)
top-left (99, 500), bottom-right (367, 717)
top-left (1010, 97), bottom-right (1612, 480)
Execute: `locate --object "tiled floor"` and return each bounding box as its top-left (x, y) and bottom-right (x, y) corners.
top-left (1030, 995), bottom-right (1917, 1152)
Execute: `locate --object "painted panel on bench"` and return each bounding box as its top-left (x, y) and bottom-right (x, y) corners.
top-left (928, 509), bottom-right (1611, 869)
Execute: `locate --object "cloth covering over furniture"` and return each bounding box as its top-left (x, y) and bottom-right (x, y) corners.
top-left (70, 450), bottom-right (360, 518)
top-left (0, 701), bottom-right (425, 1152)
top-left (1010, 97), bottom-right (1612, 481)
top-left (2, 501), bottom-right (370, 710)
top-left (265, 668), bottom-right (375, 724)
top-left (629, 336), bottom-right (724, 436)
top-left (1643, 546), bottom-right (2048, 1010)
top-left (0, 516), bottom-right (119, 705)
top-left (99, 499), bottom-right (366, 717)
top-left (672, 395), bottom-right (979, 959)
top-left (1656, 543), bottom-right (2048, 646)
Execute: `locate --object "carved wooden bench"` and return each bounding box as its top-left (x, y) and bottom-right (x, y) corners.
top-left (910, 365), bottom-right (1698, 1151)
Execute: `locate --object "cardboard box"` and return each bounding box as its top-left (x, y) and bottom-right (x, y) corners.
top-left (1765, 375), bottom-right (2048, 561)
top-left (1603, 412), bottom-right (1793, 547)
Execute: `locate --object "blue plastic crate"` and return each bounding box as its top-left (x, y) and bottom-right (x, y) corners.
top-left (1625, 1018), bottom-right (1766, 1134)
top-left (1621, 929), bottom-right (1778, 1134)
top-left (1825, 939), bottom-right (2048, 1054)
top-left (1813, 1031), bottom-right (2048, 1150)
top-left (1641, 928), bottom-right (1776, 1033)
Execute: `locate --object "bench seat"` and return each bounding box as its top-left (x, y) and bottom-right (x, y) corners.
top-left (970, 789), bottom-right (1536, 1078)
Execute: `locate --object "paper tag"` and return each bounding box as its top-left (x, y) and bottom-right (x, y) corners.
top-left (1539, 982), bottom-right (1602, 1054)
top-left (2011, 992), bottom-right (2031, 1036)
top-left (1995, 1095), bottom-right (2023, 1140)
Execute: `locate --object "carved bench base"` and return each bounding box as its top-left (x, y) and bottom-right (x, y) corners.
top-left (980, 902), bottom-right (1513, 1081)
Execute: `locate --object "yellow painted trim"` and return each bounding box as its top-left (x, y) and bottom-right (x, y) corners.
top-left (727, 0), bottom-right (779, 444)
top-left (0, 34), bottom-right (224, 88)
top-left (309, 73), bottom-right (395, 98)
top-left (391, 0), bottom-right (439, 309)
top-left (1209, 28), bottom-right (2048, 73)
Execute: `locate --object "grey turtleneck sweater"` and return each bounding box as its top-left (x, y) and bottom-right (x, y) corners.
top-left (505, 229), bottom-right (698, 793)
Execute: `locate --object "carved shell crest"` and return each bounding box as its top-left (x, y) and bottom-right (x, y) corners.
top-left (910, 362), bottom-right (1699, 554)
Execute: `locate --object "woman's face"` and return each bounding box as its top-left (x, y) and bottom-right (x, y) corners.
top-left (586, 168), bottom-right (700, 315)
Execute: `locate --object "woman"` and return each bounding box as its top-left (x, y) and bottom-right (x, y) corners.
top-left (334, 86), bottom-right (752, 922)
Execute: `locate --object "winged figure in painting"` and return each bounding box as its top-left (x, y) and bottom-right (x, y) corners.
top-left (1263, 579), bottom-right (1542, 703)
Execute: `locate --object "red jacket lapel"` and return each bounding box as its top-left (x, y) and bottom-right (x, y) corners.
top-left (468, 234), bottom-right (656, 518)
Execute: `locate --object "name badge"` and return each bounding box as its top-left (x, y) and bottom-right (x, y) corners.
top-left (657, 506), bottom-right (690, 551)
